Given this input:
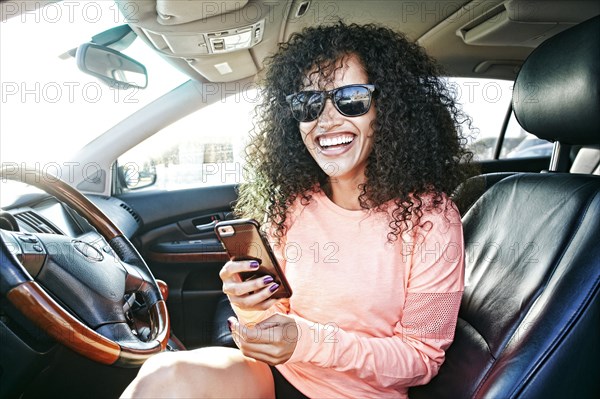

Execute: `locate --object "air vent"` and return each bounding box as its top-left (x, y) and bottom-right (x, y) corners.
top-left (119, 203), bottom-right (141, 224)
top-left (14, 211), bottom-right (62, 234)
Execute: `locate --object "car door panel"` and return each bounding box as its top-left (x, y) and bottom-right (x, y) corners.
top-left (118, 185), bottom-right (237, 229)
top-left (117, 184), bottom-right (237, 348)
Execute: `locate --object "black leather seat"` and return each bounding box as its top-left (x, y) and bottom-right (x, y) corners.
top-left (410, 15), bottom-right (600, 399)
top-left (452, 172), bottom-right (516, 215)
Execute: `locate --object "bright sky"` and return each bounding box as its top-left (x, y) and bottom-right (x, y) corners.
top-left (0, 0), bottom-right (188, 164)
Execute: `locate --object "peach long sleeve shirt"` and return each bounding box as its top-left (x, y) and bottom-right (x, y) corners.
top-left (233, 191), bottom-right (464, 398)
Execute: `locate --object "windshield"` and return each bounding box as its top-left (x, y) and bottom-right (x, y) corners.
top-left (0, 1), bottom-right (188, 165)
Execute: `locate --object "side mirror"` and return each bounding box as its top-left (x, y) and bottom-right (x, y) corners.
top-left (118, 162), bottom-right (157, 190)
top-left (76, 43), bottom-right (148, 89)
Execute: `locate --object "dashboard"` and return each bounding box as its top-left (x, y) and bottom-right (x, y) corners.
top-left (0, 190), bottom-right (141, 240)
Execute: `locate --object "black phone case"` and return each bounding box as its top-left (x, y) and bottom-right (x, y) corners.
top-left (215, 219), bottom-right (292, 299)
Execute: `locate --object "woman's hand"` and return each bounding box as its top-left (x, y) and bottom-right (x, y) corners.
top-left (220, 260), bottom-right (281, 311)
top-left (228, 313), bottom-right (298, 365)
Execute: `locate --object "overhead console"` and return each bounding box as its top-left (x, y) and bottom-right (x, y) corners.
top-left (116, 0), bottom-right (291, 82)
top-left (144, 19), bottom-right (265, 56)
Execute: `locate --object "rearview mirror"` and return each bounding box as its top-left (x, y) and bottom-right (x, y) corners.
top-left (76, 43), bottom-right (147, 89)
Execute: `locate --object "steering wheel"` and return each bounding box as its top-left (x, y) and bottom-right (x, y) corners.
top-left (0, 166), bottom-right (169, 366)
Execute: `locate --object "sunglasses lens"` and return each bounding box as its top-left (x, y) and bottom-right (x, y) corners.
top-left (289, 92), bottom-right (323, 122)
top-left (305, 93), bottom-right (324, 122)
top-left (287, 85), bottom-right (373, 122)
top-left (335, 86), bottom-right (372, 116)
top-left (288, 93), bottom-right (306, 121)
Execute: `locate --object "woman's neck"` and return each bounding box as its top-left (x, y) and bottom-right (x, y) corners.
top-left (323, 177), bottom-right (365, 211)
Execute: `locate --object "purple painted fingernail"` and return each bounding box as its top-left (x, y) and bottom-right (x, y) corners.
top-left (263, 276), bottom-right (274, 285)
top-left (250, 260), bottom-right (260, 268)
top-left (269, 283), bottom-right (280, 293)
top-left (227, 317), bottom-right (237, 331)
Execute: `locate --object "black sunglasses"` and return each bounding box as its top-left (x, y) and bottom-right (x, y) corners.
top-left (285, 84), bottom-right (376, 122)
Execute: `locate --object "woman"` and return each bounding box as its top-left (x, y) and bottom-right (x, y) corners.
top-left (123, 22), bottom-right (472, 399)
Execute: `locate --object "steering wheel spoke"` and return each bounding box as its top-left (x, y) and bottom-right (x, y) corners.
top-left (96, 299), bottom-right (169, 366)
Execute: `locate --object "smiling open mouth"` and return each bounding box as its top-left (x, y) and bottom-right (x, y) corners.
top-left (318, 134), bottom-right (355, 150)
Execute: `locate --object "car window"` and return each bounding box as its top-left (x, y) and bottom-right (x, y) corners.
top-left (0, 1), bottom-right (188, 165)
top-left (450, 78), bottom-right (551, 161)
top-left (501, 113), bottom-right (553, 159)
top-left (117, 90), bottom-right (258, 190)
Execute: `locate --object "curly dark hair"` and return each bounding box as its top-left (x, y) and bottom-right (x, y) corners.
top-left (236, 22), bottom-right (473, 241)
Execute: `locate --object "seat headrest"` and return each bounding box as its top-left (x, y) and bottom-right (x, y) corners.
top-left (513, 16), bottom-right (600, 146)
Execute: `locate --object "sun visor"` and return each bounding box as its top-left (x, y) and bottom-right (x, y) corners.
top-left (457, 0), bottom-right (600, 47)
top-left (156, 0), bottom-right (249, 25)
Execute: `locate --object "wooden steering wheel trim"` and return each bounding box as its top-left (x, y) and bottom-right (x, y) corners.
top-left (7, 281), bottom-right (170, 365)
top-left (7, 281), bottom-right (121, 365)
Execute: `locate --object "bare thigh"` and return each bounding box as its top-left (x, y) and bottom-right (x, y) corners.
top-left (121, 347), bottom-right (275, 399)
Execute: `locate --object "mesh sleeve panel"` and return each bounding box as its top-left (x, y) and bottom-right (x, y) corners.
top-left (401, 291), bottom-right (463, 341)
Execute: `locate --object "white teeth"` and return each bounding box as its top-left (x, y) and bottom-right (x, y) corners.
top-left (319, 135), bottom-right (354, 148)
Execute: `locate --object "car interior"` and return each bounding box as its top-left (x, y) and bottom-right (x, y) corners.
top-left (0, 1), bottom-right (599, 398)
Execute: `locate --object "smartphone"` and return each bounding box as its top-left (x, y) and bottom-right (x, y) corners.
top-left (215, 218), bottom-right (292, 299)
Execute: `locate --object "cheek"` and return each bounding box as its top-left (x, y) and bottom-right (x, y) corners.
top-left (299, 123), bottom-right (317, 148)
top-left (361, 111), bottom-right (377, 138)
